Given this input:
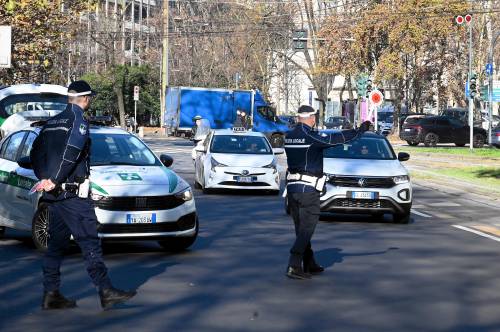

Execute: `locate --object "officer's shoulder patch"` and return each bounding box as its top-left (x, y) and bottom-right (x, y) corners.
top-left (79, 123), bottom-right (87, 135)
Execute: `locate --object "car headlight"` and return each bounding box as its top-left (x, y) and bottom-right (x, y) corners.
top-left (211, 157), bottom-right (227, 171)
top-left (393, 175), bottom-right (410, 184)
top-left (175, 187), bottom-right (193, 201)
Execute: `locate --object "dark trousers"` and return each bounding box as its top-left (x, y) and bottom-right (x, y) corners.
top-left (42, 197), bottom-right (112, 292)
top-left (288, 191), bottom-right (320, 267)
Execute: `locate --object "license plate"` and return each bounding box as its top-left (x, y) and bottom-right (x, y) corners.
top-left (235, 176), bottom-right (254, 183)
top-left (404, 128), bottom-right (411, 132)
top-left (350, 191), bottom-right (377, 199)
top-left (126, 213), bottom-right (156, 224)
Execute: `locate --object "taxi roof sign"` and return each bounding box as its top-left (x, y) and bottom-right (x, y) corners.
top-left (232, 127), bottom-right (247, 132)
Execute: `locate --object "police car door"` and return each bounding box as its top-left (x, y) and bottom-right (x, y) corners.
top-left (14, 132), bottom-right (38, 224)
top-left (0, 131), bottom-right (32, 229)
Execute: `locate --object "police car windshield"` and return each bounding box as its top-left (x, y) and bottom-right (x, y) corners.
top-left (0, 94), bottom-right (67, 116)
top-left (90, 133), bottom-right (161, 166)
top-left (324, 136), bottom-right (396, 160)
top-left (210, 135), bottom-right (272, 154)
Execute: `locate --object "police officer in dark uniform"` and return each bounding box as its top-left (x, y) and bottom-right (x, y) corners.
top-left (32, 81), bottom-right (136, 309)
top-left (284, 105), bottom-right (371, 279)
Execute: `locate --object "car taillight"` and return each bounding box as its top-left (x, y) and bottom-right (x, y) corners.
top-left (496, 132), bottom-right (500, 137)
top-left (409, 125), bottom-right (422, 132)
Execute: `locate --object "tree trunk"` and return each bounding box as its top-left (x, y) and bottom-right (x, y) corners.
top-left (114, 85), bottom-right (126, 128)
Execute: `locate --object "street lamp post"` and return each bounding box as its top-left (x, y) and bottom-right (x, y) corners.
top-left (161, 0), bottom-right (169, 134)
top-left (488, 31), bottom-right (500, 146)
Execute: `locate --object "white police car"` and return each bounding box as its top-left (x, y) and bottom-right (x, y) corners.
top-left (0, 125), bottom-right (198, 251)
top-left (0, 84), bottom-right (67, 138)
top-left (285, 132), bottom-right (412, 223)
top-left (193, 128), bottom-right (283, 194)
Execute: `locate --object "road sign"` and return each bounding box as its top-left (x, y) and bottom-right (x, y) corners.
top-left (292, 29), bottom-right (308, 50)
top-left (133, 86), bottom-right (140, 101)
top-left (369, 89), bottom-right (384, 107)
top-left (0, 26), bottom-right (12, 68)
top-left (486, 63), bottom-right (493, 75)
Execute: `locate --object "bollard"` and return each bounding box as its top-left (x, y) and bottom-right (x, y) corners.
top-left (138, 126), bottom-right (144, 137)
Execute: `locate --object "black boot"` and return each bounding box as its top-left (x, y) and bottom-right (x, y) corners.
top-left (99, 286), bottom-right (137, 309)
top-left (42, 290), bottom-right (77, 310)
top-left (286, 266), bottom-right (312, 280)
top-left (303, 255), bottom-right (324, 274)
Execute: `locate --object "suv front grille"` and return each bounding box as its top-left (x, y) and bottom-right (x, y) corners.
top-left (328, 176), bottom-right (395, 188)
top-left (94, 195), bottom-right (185, 211)
top-left (325, 199), bottom-right (393, 209)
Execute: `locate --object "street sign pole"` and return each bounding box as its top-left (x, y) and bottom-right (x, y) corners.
top-left (134, 86), bottom-right (140, 133)
top-left (468, 18), bottom-right (474, 151)
top-left (134, 100), bottom-right (137, 133)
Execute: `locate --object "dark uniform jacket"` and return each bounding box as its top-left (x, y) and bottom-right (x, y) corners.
top-left (31, 103), bottom-right (91, 200)
top-left (284, 122), bottom-right (359, 193)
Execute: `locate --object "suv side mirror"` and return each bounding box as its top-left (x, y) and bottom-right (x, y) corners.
top-left (160, 154), bottom-right (174, 167)
top-left (398, 152), bottom-right (410, 162)
top-left (17, 156), bottom-right (33, 169)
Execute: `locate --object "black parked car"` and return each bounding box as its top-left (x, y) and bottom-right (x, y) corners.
top-left (400, 116), bottom-right (487, 148)
top-left (325, 116), bottom-right (352, 130)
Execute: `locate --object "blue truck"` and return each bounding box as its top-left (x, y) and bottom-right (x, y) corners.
top-left (164, 87), bottom-right (289, 147)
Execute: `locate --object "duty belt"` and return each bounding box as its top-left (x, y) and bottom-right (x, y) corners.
top-left (58, 179), bottom-right (91, 198)
top-left (286, 173), bottom-right (327, 192)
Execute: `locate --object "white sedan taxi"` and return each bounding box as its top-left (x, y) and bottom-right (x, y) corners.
top-left (0, 125), bottom-right (198, 251)
top-left (193, 128), bottom-right (282, 194)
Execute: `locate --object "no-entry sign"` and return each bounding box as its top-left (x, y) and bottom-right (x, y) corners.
top-left (369, 89), bottom-right (384, 107)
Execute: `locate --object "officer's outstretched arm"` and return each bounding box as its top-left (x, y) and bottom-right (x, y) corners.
top-left (305, 122), bottom-right (370, 148)
top-left (51, 111), bottom-right (88, 185)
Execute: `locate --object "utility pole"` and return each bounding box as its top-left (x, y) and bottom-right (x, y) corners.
top-left (130, 0), bottom-right (135, 66)
top-left (161, 0), bottom-right (169, 132)
top-left (467, 15), bottom-right (474, 151)
top-left (139, 0), bottom-right (143, 65)
top-left (488, 31), bottom-right (500, 146)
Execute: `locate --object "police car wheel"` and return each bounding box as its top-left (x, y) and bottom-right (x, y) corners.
top-left (194, 180), bottom-right (202, 189)
top-left (393, 213), bottom-right (410, 224)
top-left (32, 203), bottom-right (50, 251)
top-left (158, 218), bottom-right (198, 252)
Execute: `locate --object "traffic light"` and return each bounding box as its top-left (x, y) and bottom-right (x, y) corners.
top-left (469, 73), bottom-right (477, 99)
top-left (366, 79), bottom-right (373, 98)
top-left (292, 30), bottom-right (308, 50)
top-left (356, 75), bottom-right (368, 99)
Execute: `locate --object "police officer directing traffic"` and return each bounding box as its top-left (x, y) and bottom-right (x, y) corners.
top-left (284, 105), bottom-right (371, 280)
top-left (32, 80), bottom-right (136, 309)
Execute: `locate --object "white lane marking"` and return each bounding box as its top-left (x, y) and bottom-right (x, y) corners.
top-left (411, 209), bottom-right (432, 218)
top-left (428, 202), bottom-right (461, 207)
top-left (452, 225), bottom-right (500, 243)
